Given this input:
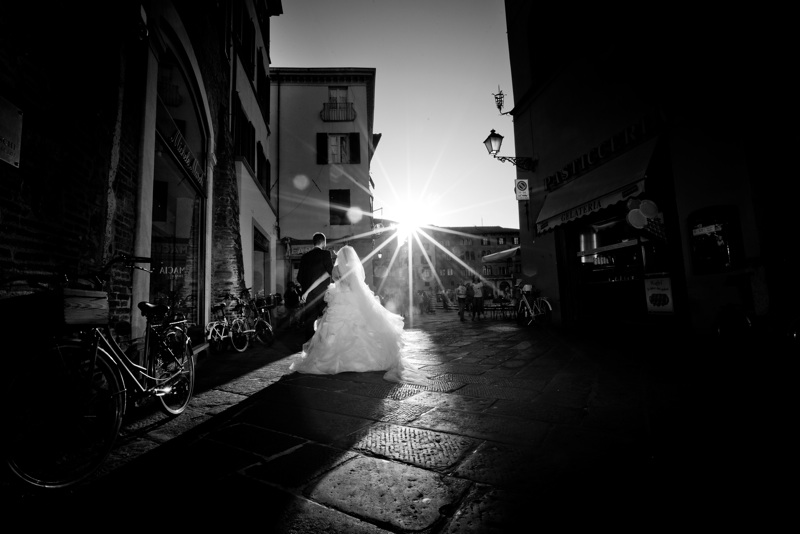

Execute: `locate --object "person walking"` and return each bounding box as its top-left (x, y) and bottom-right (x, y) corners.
top-left (465, 281), bottom-right (475, 317)
top-left (471, 277), bottom-right (485, 320)
top-left (297, 232), bottom-right (333, 340)
top-left (283, 282), bottom-right (301, 330)
top-left (455, 281), bottom-right (467, 322)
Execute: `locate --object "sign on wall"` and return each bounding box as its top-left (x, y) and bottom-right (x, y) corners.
top-left (0, 95), bottom-right (23, 168)
top-left (515, 179), bottom-right (529, 200)
top-left (644, 277), bottom-right (674, 313)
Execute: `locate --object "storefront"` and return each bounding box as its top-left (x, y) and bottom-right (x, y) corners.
top-left (535, 136), bottom-right (682, 327)
top-left (150, 48), bottom-right (207, 328)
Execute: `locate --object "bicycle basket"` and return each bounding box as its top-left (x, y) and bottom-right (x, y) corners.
top-left (63, 288), bottom-right (109, 325)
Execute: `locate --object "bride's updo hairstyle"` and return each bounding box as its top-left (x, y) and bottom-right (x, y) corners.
top-left (333, 245), bottom-right (366, 287)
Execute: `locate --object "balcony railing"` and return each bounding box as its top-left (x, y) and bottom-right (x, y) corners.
top-left (320, 102), bottom-right (356, 122)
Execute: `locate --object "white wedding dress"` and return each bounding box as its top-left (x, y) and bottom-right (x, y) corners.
top-left (290, 246), bottom-right (427, 384)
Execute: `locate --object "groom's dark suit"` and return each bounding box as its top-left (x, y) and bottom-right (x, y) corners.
top-left (297, 246), bottom-right (333, 336)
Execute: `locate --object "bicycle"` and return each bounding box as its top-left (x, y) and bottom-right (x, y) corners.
top-left (3, 253), bottom-right (195, 490)
top-left (227, 289), bottom-right (274, 352)
top-left (206, 296), bottom-right (238, 353)
top-left (516, 284), bottom-right (552, 326)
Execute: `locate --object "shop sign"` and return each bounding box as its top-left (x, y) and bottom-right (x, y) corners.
top-left (169, 129), bottom-right (205, 188)
top-left (545, 114), bottom-right (658, 192)
top-left (0, 94), bottom-right (22, 168)
top-left (560, 199), bottom-right (602, 224)
top-left (645, 277), bottom-right (674, 313)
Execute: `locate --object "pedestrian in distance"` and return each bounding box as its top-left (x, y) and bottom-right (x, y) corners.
top-left (471, 277), bottom-right (484, 321)
top-left (283, 281), bottom-right (301, 329)
top-left (290, 246), bottom-right (428, 384)
top-left (297, 232), bottom-right (334, 340)
top-left (465, 281), bottom-right (475, 316)
top-left (455, 281), bottom-right (467, 322)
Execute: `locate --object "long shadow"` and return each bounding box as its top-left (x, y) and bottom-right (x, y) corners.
top-left (193, 327), bottom-right (308, 394)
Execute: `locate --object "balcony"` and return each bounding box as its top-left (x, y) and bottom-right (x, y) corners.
top-left (320, 102), bottom-right (356, 122)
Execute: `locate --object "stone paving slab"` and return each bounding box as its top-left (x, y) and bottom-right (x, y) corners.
top-left (413, 408), bottom-right (550, 446)
top-left (236, 403), bottom-right (373, 444)
top-left (454, 383), bottom-right (539, 401)
top-left (306, 455), bottom-right (471, 532)
top-left (401, 390), bottom-right (497, 413)
top-left (214, 475), bottom-right (394, 533)
top-left (245, 442), bottom-right (359, 489)
top-left (333, 422), bottom-right (477, 470)
top-left (207, 422), bottom-right (307, 459)
top-left (487, 398), bottom-right (586, 425)
top-left (440, 484), bottom-right (535, 534)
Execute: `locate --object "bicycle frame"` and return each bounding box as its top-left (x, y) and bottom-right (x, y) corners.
top-left (81, 318), bottom-right (190, 403)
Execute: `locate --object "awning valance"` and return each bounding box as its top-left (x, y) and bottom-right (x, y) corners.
top-left (536, 138), bottom-right (657, 233)
top-left (482, 246), bottom-right (520, 263)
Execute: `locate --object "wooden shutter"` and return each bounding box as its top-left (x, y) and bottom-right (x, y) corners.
top-left (316, 133), bottom-right (328, 164)
top-left (349, 133), bottom-right (360, 164)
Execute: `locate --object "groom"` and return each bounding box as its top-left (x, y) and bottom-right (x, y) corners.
top-left (297, 232), bottom-right (334, 339)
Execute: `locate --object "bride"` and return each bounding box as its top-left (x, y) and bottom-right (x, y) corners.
top-left (290, 245), bottom-right (427, 384)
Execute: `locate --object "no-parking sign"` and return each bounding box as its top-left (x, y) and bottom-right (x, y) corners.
top-left (515, 179), bottom-right (529, 200)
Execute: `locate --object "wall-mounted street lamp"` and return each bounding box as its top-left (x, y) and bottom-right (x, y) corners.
top-left (483, 129), bottom-right (537, 172)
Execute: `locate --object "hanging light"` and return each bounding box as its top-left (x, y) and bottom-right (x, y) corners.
top-left (483, 129), bottom-right (537, 172)
top-left (483, 129), bottom-right (504, 156)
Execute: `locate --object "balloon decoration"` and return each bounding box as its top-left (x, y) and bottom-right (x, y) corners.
top-left (626, 198), bottom-right (666, 240)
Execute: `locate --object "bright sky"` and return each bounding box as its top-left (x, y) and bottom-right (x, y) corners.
top-left (270, 0), bottom-right (518, 230)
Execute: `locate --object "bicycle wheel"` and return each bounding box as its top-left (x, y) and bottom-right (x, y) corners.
top-left (254, 318), bottom-right (274, 346)
top-left (533, 298), bottom-right (552, 324)
top-left (229, 318), bottom-right (249, 352)
top-left (157, 330), bottom-right (195, 415)
top-left (6, 343), bottom-right (124, 489)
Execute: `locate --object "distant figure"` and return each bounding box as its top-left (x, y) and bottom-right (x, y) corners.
top-left (283, 282), bottom-right (301, 329)
top-left (471, 278), bottom-right (484, 321)
top-left (290, 246), bottom-right (427, 384)
top-left (465, 281), bottom-right (475, 314)
top-left (455, 281), bottom-right (467, 322)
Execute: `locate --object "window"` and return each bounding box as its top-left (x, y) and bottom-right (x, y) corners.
top-left (256, 49), bottom-right (269, 122)
top-left (329, 189), bottom-right (351, 225)
top-left (256, 142), bottom-right (270, 199)
top-left (233, 95), bottom-right (255, 171)
top-left (447, 268), bottom-right (453, 276)
top-left (498, 237), bottom-right (506, 245)
top-left (317, 133), bottom-right (361, 164)
top-left (329, 86), bottom-right (347, 104)
top-left (481, 238), bottom-right (490, 245)
top-left (513, 237), bottom-right (519, 245)
top-left (483, 266), bottom-right (492, 275)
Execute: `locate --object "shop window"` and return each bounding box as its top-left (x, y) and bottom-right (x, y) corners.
top-left (151, 137), bottom-right (202, 325)
top-left (688, 205), bottom-right (744, 275)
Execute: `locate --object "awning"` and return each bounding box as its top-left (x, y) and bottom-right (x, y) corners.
top-left (535, 137), bottom-right (657, 233)
top-left (482, 246), bottom-right (520, 263)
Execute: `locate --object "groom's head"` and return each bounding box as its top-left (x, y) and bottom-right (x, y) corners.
top-left (312, 232), bottom-right (326, 247)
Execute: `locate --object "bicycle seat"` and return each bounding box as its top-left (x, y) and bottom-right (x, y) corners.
top-left (138, 301), bottom-right (169, 318)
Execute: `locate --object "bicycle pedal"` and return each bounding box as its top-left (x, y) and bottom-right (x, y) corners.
top-left (153, 385), bottom-right (173, 396)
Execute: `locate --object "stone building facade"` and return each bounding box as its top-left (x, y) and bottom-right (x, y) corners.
top-left (0, 0), bottom-right (283, 350)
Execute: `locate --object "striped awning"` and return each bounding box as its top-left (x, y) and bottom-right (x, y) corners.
top-left (536, 138), bottom-right (657, 233)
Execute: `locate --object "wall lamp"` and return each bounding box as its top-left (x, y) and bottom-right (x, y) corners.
top-left (483, 129), bottom-right (537, 172)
